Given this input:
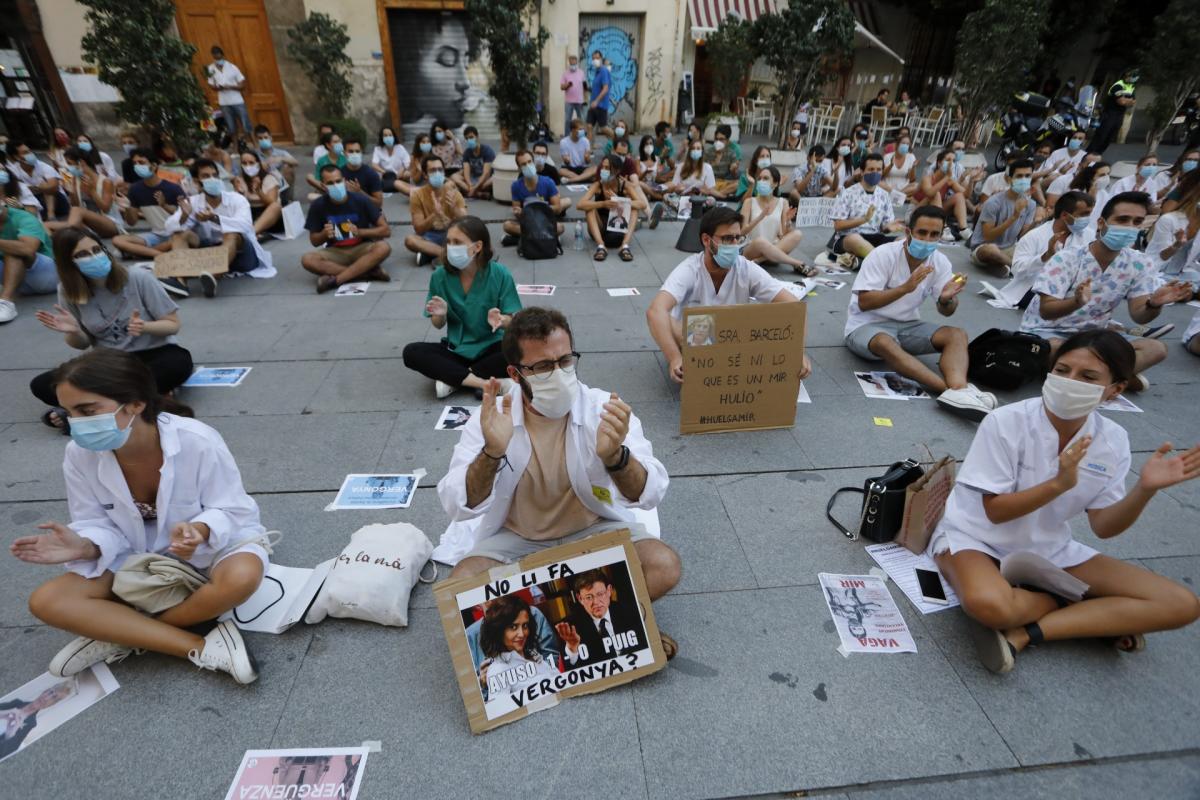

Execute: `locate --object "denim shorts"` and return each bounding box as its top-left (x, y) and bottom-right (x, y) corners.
top-left (13, 252), bottom-right (58, 295)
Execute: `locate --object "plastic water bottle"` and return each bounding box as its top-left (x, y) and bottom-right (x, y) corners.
top-left (574, 220), bottom-right (584, 251)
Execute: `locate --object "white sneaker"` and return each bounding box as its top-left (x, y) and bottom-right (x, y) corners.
top-left (188, 620), bottom-right (258, 684)
top-left (49, 636), bottom-right (139, 677)
top-left (0, 298), bottom-right (16, 323)
top-left (942, 227), bottom-right (956, 242)
top-left (937, 387), bottom-right (993, 422)
top-left (959, 226), bottom-right (973, 241)
top-left (435, 380), bottom-right (455, 399)
top-left (1129, 372), bottom-right (1150, 392)
top-left (966, 383), bottom-right (999, 410)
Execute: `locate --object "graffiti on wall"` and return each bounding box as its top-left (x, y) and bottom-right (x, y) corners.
top-left (581, 25), bottom-right (638, 124)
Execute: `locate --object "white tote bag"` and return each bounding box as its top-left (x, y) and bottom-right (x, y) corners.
top-left (305, 522), bottom-right (437, 627)
top-left (273, 201), bottom-right (305, 240)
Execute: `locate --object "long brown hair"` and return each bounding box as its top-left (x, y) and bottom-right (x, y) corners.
top-left (445, 215), bottom-right (493, 275)
top-left (52, 227), bottom-right (128, 305)
top-left (53, 349), bottom-right (194, 422)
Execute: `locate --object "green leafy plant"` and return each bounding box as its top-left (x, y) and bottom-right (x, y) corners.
top-left (324, 117), bottom-right (368, 148)
top-left (1139, 0), bottom-right (1200, 153)
top-left (464, 0), bottom-right (548, 149)
top-left (78, 0), bottom-right (208, 152)
top-left (286, 11), bottom-right (354, 121)
top-left (705, 15), bottom-right (756, 114)
top-left (952, 0), bottom-right (1049, 146)
top-left (752, 0), bottom-right (856, 148)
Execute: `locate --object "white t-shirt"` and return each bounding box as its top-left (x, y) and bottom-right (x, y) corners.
top-left (1046, 172), bottom-right (1076, 198)
top-left (372, 144), bottom-right (410, 174)
top-left (659, 252), bottom-right (792, 320)
top-left (671, 162), bottom-right (715, 193)
top-left (207, 61), bottom-right (246, 106)
top-left (1043, 146), bottom-right (1085, 175)
top-left (993, 221), bottom-right (1095, 307)
top-left (312, 145), bottom-right (328, 164)
top-left (13, 158), bottom-right (60, 188)
top-left (932, 397), bottom-right (1129, 567)
top-left (1146, 211), bottom-right (1200, 278)
top-left (845, 240), bottom-right (953, 337)
top-left (980, 171), bottom-right (1010, 199)
top-left (882, 152), bottom-right (915, 192)
top-left (1106, 173), bottom-right (1161, 204)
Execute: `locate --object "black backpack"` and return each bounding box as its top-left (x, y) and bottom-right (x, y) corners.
top-left (517, 202), bottom-right (562, 260)
top-left (967, 328), bottom-right (1052, 391)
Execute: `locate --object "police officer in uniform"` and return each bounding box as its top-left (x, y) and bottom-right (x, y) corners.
top-left (1088, 69), bottom-right (1138, 155)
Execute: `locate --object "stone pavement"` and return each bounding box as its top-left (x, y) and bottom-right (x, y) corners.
top-left (1, 147), bottom-right (1199, 799)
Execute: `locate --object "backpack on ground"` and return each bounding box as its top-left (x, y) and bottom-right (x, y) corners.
top-left (517, 202), bottom-right (563, 260)
top-left (967, 328), bottom-right (1052, 391)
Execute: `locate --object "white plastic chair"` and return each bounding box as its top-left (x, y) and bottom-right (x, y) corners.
top-left (912, 107), bottom-right (944, 147)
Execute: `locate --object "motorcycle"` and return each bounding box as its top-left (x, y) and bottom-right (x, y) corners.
top-left (992, 92), bottom-right (1082, 171)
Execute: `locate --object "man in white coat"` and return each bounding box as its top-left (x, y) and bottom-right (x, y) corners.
top-left (986, 191), bottom-right (1096, 309)
top-left (436, 307), bottom-right (681, 657)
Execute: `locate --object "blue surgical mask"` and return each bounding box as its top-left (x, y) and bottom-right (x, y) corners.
top-left (863, 172), bottom-right (882, 187)
top-left (1067, 139), bottom-right (1082, 150)
top-left (347, 152), bottom-right (363, 167)
top-left (907, 237), bottom-right (937, 261)
top-left (954, 150), bottom-right (964, 162)
top-left (1138, 165), bottom-right (1156, 179)
top-left (520, 163), bottom-right (537, 179)
top-left (1183, 159), bottom-right (1199, 173)
top-left (258, 138), bottom-right (272, 150)
top-left (419, 142), bottom-right (432, 154)
top-left (446, 244), bottom-right (472, 268)
top-left (1067, 217), bottom-right (1090, 235)
top-left (0, 169), bottom-right (8, 185)
top-left (712, 243), bottom-right (740, 269)
top-left (68, 166), bottom-right (84, 178)
top-left (327, 180), bottom-right (347, 201)
top-left (757, 157), bottom-right (771, 169)
top-left (690, 149), bottom-right (702, 160)
top-left (382, 135), bottom-right (395, 147)
top-left (68, 405), bottom-right (133, 452)
top-left (756, 179), bottom-right (773, 196)
top-left (429, 171), bottom-right (446, 188)
top-left (599, 168), bottom-right (612, 182)
top-left (837, 146), bottom-right (850, 156)
top-left (122, 143), bottom-right (135, 156)
top-left (465, 138), bottom-right (477, 149)
top-left (201, 177), bottom-right (223, 196)
top-left (615, 127), bottom-right (626, 137)
top-left (76, 252), bottom-right (112, 279)
top-left (134, 164), bottom-right (153, 179)
top-left (23, 153), bottom-right (38, 166)
top-left (897, 143), bottom-right (910, 155)
top-left (435, 132), bottom-right (446, 143)
top-left (1011, 177), bottom-right (1032, 193)
top-left (1100, 224), bottom-right (1138, 251)
top-left (215, 58), bottom-right (225, 68)
top-left (78, 141), bottom-right (93, 152)
top-left (332, 142), bottom-right (344, 155)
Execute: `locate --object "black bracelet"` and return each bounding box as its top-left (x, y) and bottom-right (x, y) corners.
top-left (604, 445), bottom-right (630, 473)
top-left (480, 447), bottom-right (504, 461)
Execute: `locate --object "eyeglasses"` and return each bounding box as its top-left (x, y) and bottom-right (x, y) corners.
top-left (711, 235), bottom-right (747, 246)
top-left (577, 589), bottom-right (609, 604)
top-left (516, 351), bottom-right (581, 381)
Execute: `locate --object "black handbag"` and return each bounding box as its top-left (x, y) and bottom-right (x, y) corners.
top-left (826, 459), bottom-right (924, 542)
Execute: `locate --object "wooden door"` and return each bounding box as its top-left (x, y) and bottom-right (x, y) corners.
top-left (175, 0), bottom-right (293, 143)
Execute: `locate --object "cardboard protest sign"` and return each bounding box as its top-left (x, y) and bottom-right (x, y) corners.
top-left (222, 747), bottom-right (369, 800)
top-left (792, 197), bottom-right (837, 228)
top-left (434, 529), bottom-right (666, 734)
top-left (153, 246), bottom-right (229, 279)
top-left (680, 302), bottom-right (807, 434)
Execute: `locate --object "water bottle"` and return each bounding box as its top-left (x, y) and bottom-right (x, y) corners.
top-left (574, 220), bottom-right (584, 251)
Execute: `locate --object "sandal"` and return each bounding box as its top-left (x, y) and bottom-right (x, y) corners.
top-left (619, 246), bottom-right (634, 262)
top-left (968, 619), bottom-right (1016, 674)
top-left (1112, 633), bottom-right (1145, 653)
top-left (792, 262), bottom-right (818, 277)
top-left (593, 246), bottom-right (608, 261)
top-left (41, 407), bottom-right (70, 435)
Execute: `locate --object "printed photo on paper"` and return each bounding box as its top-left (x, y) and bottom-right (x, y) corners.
top-left (330, 473), bottom-right (417, 510)
top-left (334, 282), bottom-right (369, 297)
top-left (818, 572), bottom-right (917, 654)
top-left (517, 284), bottom-right (556, 296)
top-left (854, 371), bottom-right (932, 400)
top-left (436, 405), bottom-right (479, 431)
top-left (222, 747), bottom-right (369, 800)
top-left (1, 664), bottom-right (119, 765)
top-left (685, 314), bottom-right (715, 347)
top-left (183, 366), bottom-right (252, 387)
top-left (606, 197), bottom-right (632, 234)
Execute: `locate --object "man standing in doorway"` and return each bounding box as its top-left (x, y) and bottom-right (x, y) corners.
top-left (207, 46), bottom-right (252, 146)
top-left (586, 50), bottom-right (611, 141)
top-left (1088, 68), bottom-right (1138, 156)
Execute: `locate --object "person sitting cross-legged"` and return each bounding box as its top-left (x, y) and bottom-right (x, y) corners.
top-left (404, 155), bottom-right (467, 267)
top-left (969, 158), bottom-right (1043, 278)
top-left (436, 307), bottom-right (682, 660)
top-left (502, 149), bottom-right (568, 246)
top-left (300, 164), bottom-right (392, 294)
top-left (828, 152), bottom-right (905, 263)
top-left (451, 126), bottom-right (496, 199)
top-left (576, 154), bottom-right (647, 263)
top-left (844, 204), bottom-right (997, 421)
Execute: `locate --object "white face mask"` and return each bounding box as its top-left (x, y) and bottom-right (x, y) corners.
top-left (1042, 372), bottom-right (1105, 420)
top-left (527, 367), bottom-right (579, 419)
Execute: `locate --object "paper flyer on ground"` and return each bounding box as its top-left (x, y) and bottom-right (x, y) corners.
top-left (184, 367), bottom-right (252, 387)
top-left (854, 371), bottom-right (933, 400)
top-left (517, 284), bottom-right (556, 296)
top-left (606, 287), bottom-right (640, 297)
top-left (864, 542), bottom-right (961, 614)
top-left (1099, 394), bottom-right (1142, 413)
top-left (328, 474), bottom-right (417, 510)
top-left (797, 382), bottom-right (811, 404)
top-left (436, 405), bottom-right (479, 431)
top-left (222, 747), bottom-right (369, 800)
top-left (818, 572), bottom-right (917, 654)
top-left (0, 664), bottom-right (119, 764)
top-left (334, 282), bottom-right (369, 297)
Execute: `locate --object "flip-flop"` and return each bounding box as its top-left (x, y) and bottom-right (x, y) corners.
top-left (41, 407), bottom-right (70, 435)
top-left (968, 619), bottom-right (1016, 673)
top-left (593, 246), bottom-right (608, 261)
top-left (792, 263), bottom-right (818, 277)
top-left (619, 247), bottom-right (634, 262)
top-left (1112, 633), bottom-right (1145, 653)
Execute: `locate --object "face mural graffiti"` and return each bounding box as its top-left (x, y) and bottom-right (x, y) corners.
top-left (581, 23), bottom-right (639, 123)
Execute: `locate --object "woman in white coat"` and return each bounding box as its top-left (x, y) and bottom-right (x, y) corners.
top-left (933, 330), bottom-right (1200, 673)
top-left (11, 348), bottom-right (267, 685)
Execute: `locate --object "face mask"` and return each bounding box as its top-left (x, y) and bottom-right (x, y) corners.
top-left (614, 127), bottom-right (626, 137)
top-left (1137, 165), bottom-right (1155, 179)
top-left (382, 135), bottom-right (395, 147)
top-left (687, 130), bottom-right (696, 140)
top-left (120, 143), bottom-right (136, 157)
top-left (347, 152), bottom-right (363, 167)
top-left (201, 177), bottom-right (223, 196)
top-left (68, 405), bottom-right (134, 452)
top-left (942, 161), bottom-right (954, 172)
top-left (23, 153), bottom-right (38, 166)
top-left (332, 142), bottom-right (345, 155)
top-left (714, 140), bottom-right (726, 152)
top-left (429, 172), bottom-right (446, 189)
top-left (68, 166), bottom-right (84, 178)
top-left (690, 149), bottom-right (702, 160)
top-left (465, 138), bottom-right (477, 150)
top-left (756, 157), bottom-right (771, 169)
top-left (256, 137), bottom-right (272, 151)
top-left (327, 181), bottom-right (348, 201)
top-left (533, 155), bottom-right (546, 168)
top-left (954, 150), bottom-right (964, 162)
top-left (1011, 177), bottom-right (1032, 194)
top-left (215, 59), bottom-right (225, 68)
top-left (898, 143), bottom-right (910, 155)
top-left (856, 138), bottom-right (867, 149)
top-left (756, 179), bottom-right (773, 196)
top-left (592, 59), bottom-right (602, 68)
top-left (527, 367), bottom-right (579, 418)
top-left (242, 163), bottom-right (260, 177)
top-left (569, 63), bottom-right (579, 72)
top-left (599, 168), bottom-right (612, 182)
top-left (520, 163), bottom-right (536, 179)
top-left (55, 132), bottom-right (69, 147)
top-left (643, 145), bottom-right (654, 156)
top-left (837, 146), bottom-right (850, 157)
top-left (1100, 224), bottom-right (1137, 250)
top-left (446, 243), bottom-right (473, 268)
top-left (76, 141), bottom-right (94, 154)
top-left (1067, 217), bottom-right (1090, 235)
top-left (419, 142), bottom-right (432, 154)
top-left (0, 143), bottom-right (6, 153)
top-left (863, 172), bottom-right (882, 187)
top-left (791, 129), bottom-right (801, 137)
top-left (435, 132), bottom-right (445, 143)
top-left (0, 169), bottom-right (7, 185)
top-left (1094, 175), bottom-right (1110, 190)
top-left (711, 242), bottom-right (740, 269)
top-left (1183, 159), bottom-right (1199, 173)
top-left (76, 252), bottom-right (112, 279)
top-left (907, 237), bottom-right (937, 261)
top-left (1067, 139), bottom-right (1082, 150)
top-left (134, 164), bottom-right (153, 179)
top-left (1042, 372), bottom-right (1105, 420)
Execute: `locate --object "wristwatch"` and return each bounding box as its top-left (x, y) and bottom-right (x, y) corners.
top-left (604, 445), bottom-right (630, 473)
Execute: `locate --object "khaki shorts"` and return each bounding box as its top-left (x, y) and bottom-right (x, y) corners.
top-left (970, 243), bottom-right (1014, 266)
top-left (315, 241), bottom-right (376, 266)
top-left (464, 519), bottom-right (654, 563)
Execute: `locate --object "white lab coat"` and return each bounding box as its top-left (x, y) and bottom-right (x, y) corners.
top-left (434, 382), bottom-right (668, 565)
top-left (163, 191), bottom-right (276, 278)
top-left (991, 220), bottom-right (1095, 308)
top-left (1146, 211), bottom-right (1200, 286)
top-left (63, 414), bottom-right (268, 579)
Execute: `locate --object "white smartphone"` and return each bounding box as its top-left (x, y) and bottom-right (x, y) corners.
top-left (915, 567), bottom-right (949, 605)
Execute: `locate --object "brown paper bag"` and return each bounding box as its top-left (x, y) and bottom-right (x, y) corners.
top-left (895, 456), bottom-right (956, 555)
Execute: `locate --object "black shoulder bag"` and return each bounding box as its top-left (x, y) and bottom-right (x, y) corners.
top-left (826, 459), bottom-right (924, 542)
